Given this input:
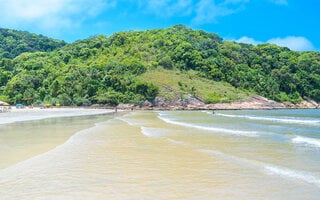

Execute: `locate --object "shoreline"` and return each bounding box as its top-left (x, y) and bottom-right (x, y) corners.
top-left (0, 107), bottom-right (115, 125)
top-left (1, 95), bottom-right (318, 116)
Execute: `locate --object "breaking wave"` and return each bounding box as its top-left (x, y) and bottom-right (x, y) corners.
top-left (158, 114), bottom-right (258, 137)
top-left (214, 113), bottom-right (320, 125)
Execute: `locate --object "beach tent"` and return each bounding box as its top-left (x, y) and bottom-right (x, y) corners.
top-left (15, 103), bottom-right (24, 109)
top-left (0, 101), bottom-right (10, 112)
top-left (45, 103), bottom-right (51, 108)
top-left (0, 101), bottom-right (9, 106)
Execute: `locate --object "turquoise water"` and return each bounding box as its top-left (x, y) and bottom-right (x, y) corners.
top-left (0, 109), bottom-right (319, 199)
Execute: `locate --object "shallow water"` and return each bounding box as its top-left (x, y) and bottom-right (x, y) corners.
top-left (0, 109), bottom-right (319, 199)
top-left (0, 110), bottom-right (113, 169)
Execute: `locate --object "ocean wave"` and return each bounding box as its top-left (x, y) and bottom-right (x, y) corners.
top-left (116, 117), bottom-right (145, 126)
top-left (199, 149), bottom-right (262, 168)
top-left (200, 149), bottom-right (320, 187)
top-left (158, 115), bottom-right (258, 137)
top-left (141, 127), bottom-right (164, 138)
top-left (265, 165), bottom-right (320, 186)
top-left (214, 113), bottom-right (320, 125)
top-left (166, 138), bottom-right (187, 145)
top-left (292, 136), bottom-right (320, 148)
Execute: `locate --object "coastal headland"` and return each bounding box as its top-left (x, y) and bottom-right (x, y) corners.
top-left (118, 95), bottom-right (319, 111)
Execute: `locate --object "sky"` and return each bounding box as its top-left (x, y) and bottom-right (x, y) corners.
top-left (0, 0), bottom-right (319, 51)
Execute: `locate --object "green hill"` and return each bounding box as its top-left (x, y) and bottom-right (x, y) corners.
top-left (0, 25), bottom-right (319, 106)
top-left (0, 28), bottom-right (66, 59)
top-left (138, 68), bottom-right (248, 104)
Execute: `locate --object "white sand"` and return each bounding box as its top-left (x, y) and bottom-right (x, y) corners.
top-left (0, 107), bottom-right (114, 125)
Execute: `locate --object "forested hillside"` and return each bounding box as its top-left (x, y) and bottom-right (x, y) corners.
top-left (0, 25), bottom-right (319, 106)
top-left (0, 28), bottom-right (66, 59)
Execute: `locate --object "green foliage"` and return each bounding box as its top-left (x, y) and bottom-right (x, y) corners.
top-left (0, 28), bottom-right (66, 59)
top-left (0, 25), bottom-right (319, 106)
top-left (138, 68), bottom-right (248, 103)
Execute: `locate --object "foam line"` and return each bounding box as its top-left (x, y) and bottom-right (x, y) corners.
top-left (158, 115), bottom-right (258, 137)
top-left (200, 149), bottom-right (320, 187)
top-left (292, 136), bottom-right (320, 148)
top-left (215, 113), bottom-right (320, 125)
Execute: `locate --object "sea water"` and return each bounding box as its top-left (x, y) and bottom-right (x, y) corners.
top-left (0, 109), bottom-right (319, 199)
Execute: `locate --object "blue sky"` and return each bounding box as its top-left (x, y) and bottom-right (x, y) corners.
top-left (0, 0), bottom-right (319, 51)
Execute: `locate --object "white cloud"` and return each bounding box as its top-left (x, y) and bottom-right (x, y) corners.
top-left (138, 0), bottom-right (249, 21)
top-left (0, 0), bottom-right (115, 33)
top-left (193, 0), bottom-right (233, 24)
top-left (223, 0), bottom-right (250, 5)
top-left (236, 36), bottom-right (262, 45)
top-left (144, 0), bottom-right (193, 17)
top-left (270, 0), bottom-right (288, 5)
top-left (234, 36), bottom-right (314, 51)
top-left (193, 0), bottom-right (249, 24)
top-left (267, 36), bottom-right (314, 51)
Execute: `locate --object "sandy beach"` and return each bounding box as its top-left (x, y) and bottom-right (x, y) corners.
top-left (0, 107), bottom-right (116, 169)
top-left (1, 109), bottom-right (319, 199)
top-left (0, 107), bottom-right (115, 125)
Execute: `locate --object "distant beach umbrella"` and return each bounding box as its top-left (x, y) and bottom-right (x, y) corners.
top-left (15, 103), bottom-right (24, 108)
top-left (0, 101), bottom-right (9, 106)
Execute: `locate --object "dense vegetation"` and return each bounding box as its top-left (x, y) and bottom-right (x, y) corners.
top-left (0, 28), bottom-right (66, 59)
top-left (0, 25), bottom-right (319, 106)
top-left (139, 68), bottom-right (249, 104)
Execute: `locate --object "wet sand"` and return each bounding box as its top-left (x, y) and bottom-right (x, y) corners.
top-left (1, 110), bottom-right (319, 199)
top-left (0, 107), bottom-right (115, 169)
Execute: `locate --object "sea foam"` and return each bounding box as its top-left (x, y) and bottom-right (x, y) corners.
top-left (215, 113), bottom-right (320, 125)
top-left (200, 149), bottom-right (320, 187)
top-left (166, 138), bottom-right (187, 145)
top-left (158, 114), bottom-right (258, 137)
top-left (265, 165), bottom-right (320, 187)
top-left (292, 136), bottom-right (320, 148)
top-left (141, 127), bottom-right (165, 138)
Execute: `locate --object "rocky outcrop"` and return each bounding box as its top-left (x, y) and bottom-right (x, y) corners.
top-left (296, 100), bottom-right (319, 109)
top-left (117, 95), bottom-right (318, 110)
top-left (204, 95), bottom-right (287, 110)
top-left (150, 95), bottom-right (319, 110)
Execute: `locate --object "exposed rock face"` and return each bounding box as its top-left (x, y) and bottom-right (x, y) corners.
top-left (205, 95), bottom-right (286, 110)
top-left (150, 95), bottom-right (319, 110)
top-left (143, 100), bottom-right (153, 107)
top-left (153, 97), bottom-right (181, 107)
top-left (296, 100), bottom-right (319, 109)
top-left (117, 94), bottom-right (318, 110)
top-left (117, 103), bottom-right (135, 109)
top-left (185, 96), bottom-right (205, 107)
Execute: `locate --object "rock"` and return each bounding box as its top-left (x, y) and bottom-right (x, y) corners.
top-left (117, 104), bottom-right (135, 110)
top-left (90, 104), bottom-right (104, 108)
top-left (153, 97), bottom-right (168, 107)
top-left (205, 95), bottom-right (286, 110)
top-left (145, 94), bottom-right (318, 110)
top-left (296, 100), bottom-right (319, 109)
top-left (185, 95), bottom-right (205, 106)
top-left (143, 100), bottom-right (153, 107)
top-left (283, 101), bottom-right (296, 108)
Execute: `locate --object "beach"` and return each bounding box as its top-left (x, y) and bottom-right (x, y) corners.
top-left (0, 107), bottom-right (115, 169)
top-left (0, 107), bottom-right (115, 125)
top-left (0, 109), bottom-right (319, 199)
